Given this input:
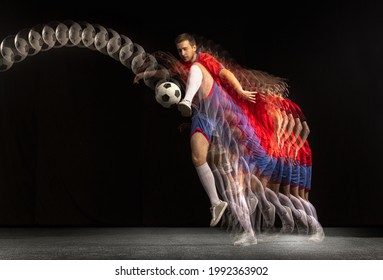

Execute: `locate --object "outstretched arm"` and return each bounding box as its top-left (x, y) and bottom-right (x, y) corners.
top-left (219, 68), bottom-right (257, 103)
top-left (133, 68), bottom-right (169, 84)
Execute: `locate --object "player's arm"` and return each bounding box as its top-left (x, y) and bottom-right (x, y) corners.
top-left (279, 109), bottom-right (289, 142)
top-left (289, 117), bottom-right (302, 159)
top-left (296, 120), bottom-right (310, 149)
top-left (133, 68), bottom-right (170, 84)
top-left (219, 68), bottom-right (257, 103)
top-left (291, 116), bottom-right (302, 144)
top-left (281, 112), bottom-right (295, 143)
top-left (274, 111), bottom-right (283, 146)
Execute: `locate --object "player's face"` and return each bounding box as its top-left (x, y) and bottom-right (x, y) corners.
top-left (176, 40), bottom-right (197, 62)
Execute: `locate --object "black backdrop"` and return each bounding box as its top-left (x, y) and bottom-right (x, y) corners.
top-left (0, 2), bottom-right (382, 227)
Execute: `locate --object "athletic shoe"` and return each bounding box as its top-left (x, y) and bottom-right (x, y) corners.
top-left (234, 232), bottom-right (258, 246)
top-left (178, 99), bottom-right (192, 117)
top-left (210, 200), bottom-right (228, 227)
top-left (308, 219), bottom-right (325, 243)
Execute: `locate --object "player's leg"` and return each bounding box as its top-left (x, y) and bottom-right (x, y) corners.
top-left (278, 192), bottom-right (309, 234)
top-left (178, 64), bottom-right (202, 117)
top-left (191, 131), bottom-right (227, 226)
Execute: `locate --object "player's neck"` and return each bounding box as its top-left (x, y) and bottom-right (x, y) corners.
top-left (191, 51), bottom-right (199, 62)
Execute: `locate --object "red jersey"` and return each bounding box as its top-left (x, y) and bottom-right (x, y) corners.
top-left (285, 99), bottom-right (306, 122)
top-left (173, 51), bottom-right (224, 84)
top-left (287, 99), bottom-right (312, 164)
top-left (174, 51), bottom-right (280, 158)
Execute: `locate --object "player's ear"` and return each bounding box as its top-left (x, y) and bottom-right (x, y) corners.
top-left (192, 44), bottom-right (197, 52)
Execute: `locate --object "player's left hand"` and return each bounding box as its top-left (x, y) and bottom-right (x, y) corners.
top-left (238, 89), bottom-right (257, 103)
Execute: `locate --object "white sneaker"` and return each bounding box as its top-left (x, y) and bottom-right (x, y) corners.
top-left (210, 200), bottom-right (228, 227)
top-left (234, 232), bottom-right (257, 246)
top-left (178, 99), bottom-right (192, 117)
top-left (308, 219), bottom-right (325, 243)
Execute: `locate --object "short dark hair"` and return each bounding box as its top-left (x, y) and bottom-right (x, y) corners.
top-left (174, 33), bottom-right (196, 46)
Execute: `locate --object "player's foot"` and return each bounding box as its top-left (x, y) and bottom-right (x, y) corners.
top-left (178, 99), bottom-right (192, 117)
top-left (234, 231), bottom-right (258, 246)
top-left (210, 200), bottom-right (228, 227)
top-left (308, 218), bottom-right (325, 243)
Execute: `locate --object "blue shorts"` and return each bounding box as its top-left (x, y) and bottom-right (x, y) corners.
top-left (281, 159), bottom-right (292, 186)
top-left (260, 156), bottom-right (277, 179)
top-left (299, 164), bottom-right (307, 190)
top-left (270, 157), bottom-right (284, 184)
top-left (305, 166), bottom-right (312, 191)
top-left (244, 136), bottom-right (272, 175)
top-left (191, 114), bottom-right (215, 143)
top-left (290, 161), bottom-right (300, 188)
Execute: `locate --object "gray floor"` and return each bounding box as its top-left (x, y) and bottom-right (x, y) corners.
top-left (0, 227), bottom-right (381, 260)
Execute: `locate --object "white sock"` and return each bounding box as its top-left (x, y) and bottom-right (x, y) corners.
top-left (299, 197), bottom-right (313, 216)
top-left (290, 195), bottom-right (306, 212)
top-left (183, 64), bottom-right (202, 102)
top-left (264, 187), bottom-right (287, 217)
top-left (195, 162), bottom-right (221, 207)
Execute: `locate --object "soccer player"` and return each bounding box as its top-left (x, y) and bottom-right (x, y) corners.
top-left (284, 98), bottom-right (324, 241)
top-left (134, 33), bottom-right (257, 228)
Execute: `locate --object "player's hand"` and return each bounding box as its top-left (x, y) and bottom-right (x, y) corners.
top-left (133, 72), bottom-right (144, 84)
top-left (238, 89), bottom-right (257, 103)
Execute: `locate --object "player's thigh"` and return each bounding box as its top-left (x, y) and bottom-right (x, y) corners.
top-left (190, 132), bottom-right (210, 164)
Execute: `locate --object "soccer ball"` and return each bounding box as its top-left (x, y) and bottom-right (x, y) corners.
top-left (155, 81), bottom-right (182, 108)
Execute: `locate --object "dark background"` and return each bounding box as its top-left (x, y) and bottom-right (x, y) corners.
top-left (0, 2), bottom-right (382, 227)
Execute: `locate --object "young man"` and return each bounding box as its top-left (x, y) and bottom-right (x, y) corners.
top-left (134, 33), bottom-right (257, 227)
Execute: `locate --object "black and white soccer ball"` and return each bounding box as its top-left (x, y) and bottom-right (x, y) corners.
top-left (155, 81), bottom-right (182, 108)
